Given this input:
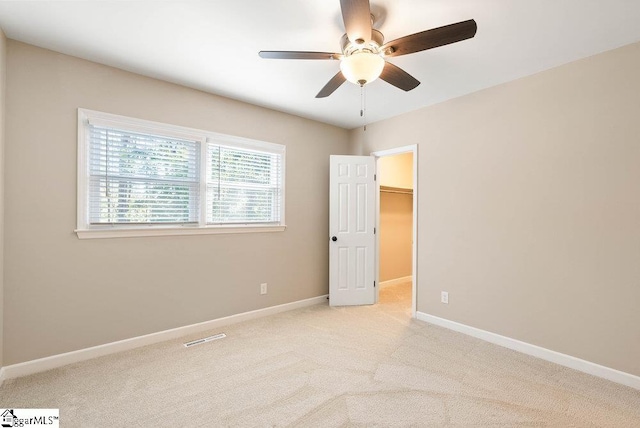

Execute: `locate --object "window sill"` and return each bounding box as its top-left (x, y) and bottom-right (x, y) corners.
top-left (75, 225), bottom-right (287, 240)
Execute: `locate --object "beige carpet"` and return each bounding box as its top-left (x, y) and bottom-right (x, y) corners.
top-left (1, 282), bottom-right (639, 427)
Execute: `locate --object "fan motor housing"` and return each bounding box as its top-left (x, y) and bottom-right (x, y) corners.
top-left (341, 29), bottom-right (384, 56)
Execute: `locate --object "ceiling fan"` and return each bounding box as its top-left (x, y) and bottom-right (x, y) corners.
top-left (259, 0), bottom-right (477, 98)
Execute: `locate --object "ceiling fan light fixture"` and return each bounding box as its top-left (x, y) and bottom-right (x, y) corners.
top-left (340, 51), bottom-right (385, 86)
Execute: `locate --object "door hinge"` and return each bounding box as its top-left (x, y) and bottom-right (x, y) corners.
top-left (374, 174), bottom-right (377, 181)
top-left (374, 227), bottom-right (376, 234)
top-left (374, 281), bottom-right (376, 288)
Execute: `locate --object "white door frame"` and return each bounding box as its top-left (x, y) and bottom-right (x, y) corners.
top-left (371, 144), bottom-right (418, 317)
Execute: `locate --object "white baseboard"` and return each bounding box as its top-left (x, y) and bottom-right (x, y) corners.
top-left (379, 276), bottom-right (412, 289)
top-left (0, 367), bottom-right (5, 387)
top-left (2, 295), bottom-right (328, 381)
top-left (416, 312), bottom-right (640, 391)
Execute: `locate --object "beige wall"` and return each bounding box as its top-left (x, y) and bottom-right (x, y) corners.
top-left (352, 41), bottom-right (640, 376)
top-left (0, 28), bottom-right (6, 368)
top-left (379, 191), bottom-right (412, 282)
top-left (378, 152), bottom-right (413, 189)
top-left (4, 41), bottom-right (351, 365)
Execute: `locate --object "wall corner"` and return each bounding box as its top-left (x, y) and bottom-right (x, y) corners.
top-left (0, 27), bottom-right (7, 370)
top-left (347, 126), bottom-right (365, 155)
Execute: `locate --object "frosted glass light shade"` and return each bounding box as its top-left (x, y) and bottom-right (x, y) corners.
top-left (340, 52), bottom-right (385, 86)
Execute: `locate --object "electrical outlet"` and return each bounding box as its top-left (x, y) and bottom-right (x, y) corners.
top-left (260, 283), bottom-right (268, 295)
top-left (441, 291), bottom-right (449, 304)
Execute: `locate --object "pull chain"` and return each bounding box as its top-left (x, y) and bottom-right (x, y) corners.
top-left (360, 84), bottom-right (366, 118)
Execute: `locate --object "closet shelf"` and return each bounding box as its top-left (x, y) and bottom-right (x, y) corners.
top-left (380, 186), bottom-right (413, 195)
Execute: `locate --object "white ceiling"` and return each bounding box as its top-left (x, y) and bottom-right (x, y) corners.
top-left (1, 1), bottom-right (640, 129)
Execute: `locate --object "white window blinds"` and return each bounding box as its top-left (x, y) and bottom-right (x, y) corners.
top-left (79, 109), bottom-right (286, 236)
top-left (206, 145), bottom-right (282, 224)
top-left (88, 125), bottom-right (200, 224)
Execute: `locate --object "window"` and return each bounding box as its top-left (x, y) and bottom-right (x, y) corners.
top-left (77, 109), bottom-right (285, 238)
top-left (88, 126), bottom-right (200, 225)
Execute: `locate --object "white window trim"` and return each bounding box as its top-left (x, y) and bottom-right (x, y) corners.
top-left (76, 108), bottom-right (286, 239)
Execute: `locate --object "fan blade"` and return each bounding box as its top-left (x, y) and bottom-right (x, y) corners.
top-left (340, 0), bottom-right (372, 45)
top-left (381, 19), bottom-right (477, 57)
top-left (316, 72), bottom-right (347, 98)
top-left (379, 62), bottom-right (420, 92)
top-left (259, 51), bottom-right (342, 60)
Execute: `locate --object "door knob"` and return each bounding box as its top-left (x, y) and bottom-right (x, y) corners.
top-left (331, 236), bottom-right (337, 242)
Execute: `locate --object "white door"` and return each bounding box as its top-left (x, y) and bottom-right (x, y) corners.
top-left (329, 155), bottom-right (376, 306)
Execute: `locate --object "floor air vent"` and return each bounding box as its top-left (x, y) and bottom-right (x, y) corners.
top-left (183, 333), bottom-right (227, 348)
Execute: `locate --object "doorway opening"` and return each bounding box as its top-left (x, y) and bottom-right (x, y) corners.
top-left (373, 146), bottom-right (417, 317)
